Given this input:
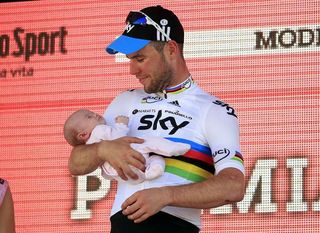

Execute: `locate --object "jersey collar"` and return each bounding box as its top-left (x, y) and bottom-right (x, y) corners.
top-left (163, 75), bottom-right (194, 96)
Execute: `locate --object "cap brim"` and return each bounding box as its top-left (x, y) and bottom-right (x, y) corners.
top-left (106, 35), bottom-right (150, 55)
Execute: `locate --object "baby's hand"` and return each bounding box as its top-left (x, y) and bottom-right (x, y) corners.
top-left (115, 115), bottom-right (129, 125)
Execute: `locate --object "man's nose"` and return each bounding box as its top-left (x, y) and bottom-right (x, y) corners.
top-left (129, 61), bottom-right (139, 75)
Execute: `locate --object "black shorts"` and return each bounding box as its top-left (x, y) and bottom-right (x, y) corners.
top-left (110, 210), bottom-right (200, 233)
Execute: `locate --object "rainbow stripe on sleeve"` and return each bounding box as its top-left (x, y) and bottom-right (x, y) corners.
top-left (232, 151), bottom-right (244, 165)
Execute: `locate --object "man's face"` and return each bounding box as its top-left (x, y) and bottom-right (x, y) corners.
top-left (127, 43), bottom-right (173, 93)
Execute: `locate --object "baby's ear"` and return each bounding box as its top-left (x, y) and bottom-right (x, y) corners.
top-left (78, 131), bottom-right (89, 142)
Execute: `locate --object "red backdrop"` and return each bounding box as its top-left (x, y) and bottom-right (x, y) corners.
top-left (1, 0), bottom-right (319, 232)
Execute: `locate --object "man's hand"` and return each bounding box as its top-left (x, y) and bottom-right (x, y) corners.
top-left (97, 136), bottom-right (145, 180)
top-left (121, 168), bottom-right (245, 223)
top-left (121, 187), bottom-right (171, 223)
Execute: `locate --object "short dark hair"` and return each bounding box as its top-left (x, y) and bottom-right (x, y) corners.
top-left (150, 41), bottom-right (184, 57)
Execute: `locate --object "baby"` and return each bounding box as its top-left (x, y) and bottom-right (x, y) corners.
top-left (63, 109), bottom-right (190, 184)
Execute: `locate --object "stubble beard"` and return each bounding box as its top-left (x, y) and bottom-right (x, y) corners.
top-left (144, 56), bottom-right (173, 94)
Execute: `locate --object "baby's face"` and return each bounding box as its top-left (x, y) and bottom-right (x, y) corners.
top-left (78, 110), bottom-right (106, 133)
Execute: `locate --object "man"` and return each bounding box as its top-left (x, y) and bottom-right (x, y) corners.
top-left (69, 5), bottom-right (245, 233)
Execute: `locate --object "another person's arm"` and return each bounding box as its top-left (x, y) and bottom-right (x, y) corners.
top-left (0, 183), bottom-right (16, 233)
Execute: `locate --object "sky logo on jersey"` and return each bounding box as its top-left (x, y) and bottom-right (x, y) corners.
top-left (212, 100), bottom-right (237, 118)
top-left (137, 110), bottom-right (190, 135)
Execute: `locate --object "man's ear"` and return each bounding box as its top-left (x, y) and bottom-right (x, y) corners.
top-left (166, 40), bottom-right (178, 55)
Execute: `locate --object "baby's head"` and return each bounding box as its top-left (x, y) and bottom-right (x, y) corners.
top-left (63, 109), bottom-right (106, 146)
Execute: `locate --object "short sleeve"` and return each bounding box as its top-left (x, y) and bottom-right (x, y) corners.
top-left (203, 100), bottom-right (245, 175)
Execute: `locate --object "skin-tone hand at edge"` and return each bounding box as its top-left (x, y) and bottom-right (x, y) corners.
top-left (122, 168), bottom-right (245, 223)
top-left (68, 136), bottom-right (146, 180)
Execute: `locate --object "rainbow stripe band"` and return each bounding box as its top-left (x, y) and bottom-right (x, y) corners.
top-left (165, 158), bottom-right (213, 182)
top-left (184, 149), bottom-right (213, 164)
top-left (163, 138), bottom-right (216, 182)
top-left (166, 88), bottom-right (187, 94)
top-left (232, 151), bottom-right (244, 164)
top-left (165, 76), bottom-right (193, 94)
top-left (166, 137), bottom-right (213, 165)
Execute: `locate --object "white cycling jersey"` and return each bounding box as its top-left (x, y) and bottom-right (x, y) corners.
top-left (103, 76), bottom-right (245, 228)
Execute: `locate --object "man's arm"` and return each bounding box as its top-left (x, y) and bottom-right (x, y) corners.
top-left (68, 137), bottom-right (146, 180)
top-left (122, 168), bottom-right (245, 223)
top-left (166, 168), bottom-right (245, 208)
top-left (68, 143), bottom-right (103, 175)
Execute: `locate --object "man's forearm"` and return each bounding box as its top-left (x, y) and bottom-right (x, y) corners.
top-left (164, 168), bottom-right (245, 209)
top-left (121, 168), bottom-right (245, 223)
top-left (68, 143), bottom-right (104, 175)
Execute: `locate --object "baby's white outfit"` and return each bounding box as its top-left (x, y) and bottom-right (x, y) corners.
top-left (86, 124), bottom-right (190, 184)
